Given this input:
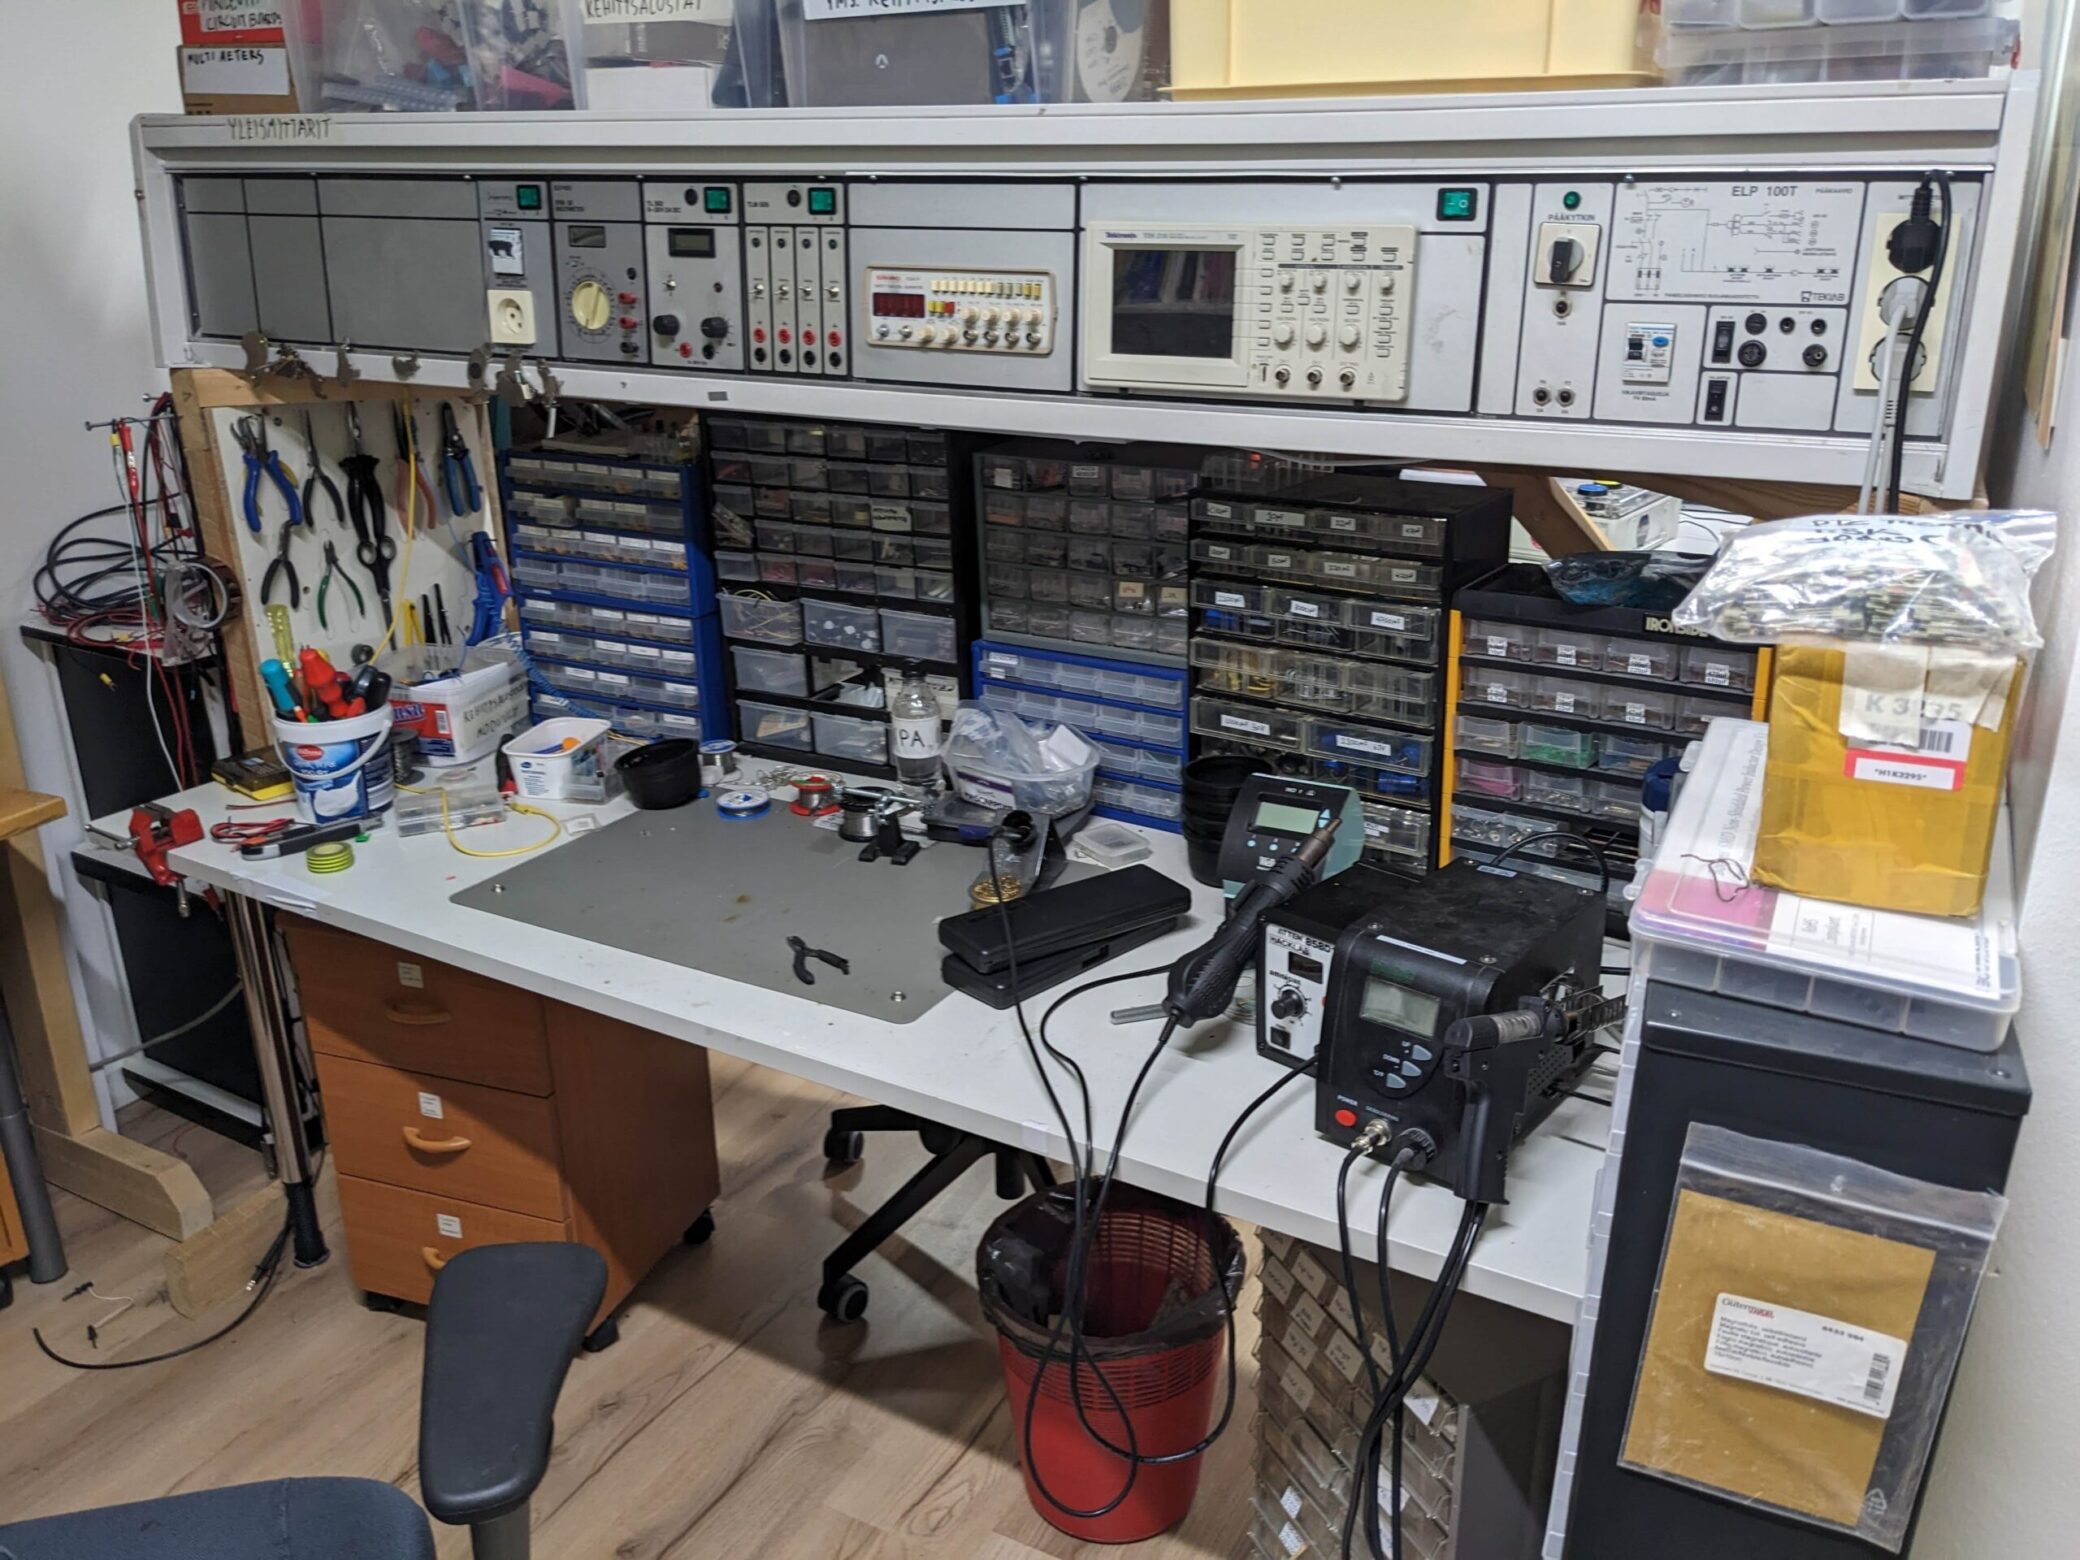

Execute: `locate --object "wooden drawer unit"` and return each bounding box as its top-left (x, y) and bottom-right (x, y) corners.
top-left (335, 1174), bottom-right (569, 1309)
top-left (283, 918), bottom-right (553, 1095)
top-left (315, 1053), bottom-right (565, 1221)
top-left (281, 916), bottom-right (721, 1331)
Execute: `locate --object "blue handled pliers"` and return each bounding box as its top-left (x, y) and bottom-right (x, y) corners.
top-left (233, 415), bottom-right (303, 534)
top-left (439, 401), bottom-right (483, 519)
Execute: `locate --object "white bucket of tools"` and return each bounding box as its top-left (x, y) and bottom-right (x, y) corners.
top-left (275, 706), bottom-right (396, 823)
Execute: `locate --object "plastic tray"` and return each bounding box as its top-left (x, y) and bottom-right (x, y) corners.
top-left (738, 699), bottom-right (811, 752)
top-left (811, 709), bottom-right (890, 765)
top-left (1633, 720), bottom-right (2020, 1049)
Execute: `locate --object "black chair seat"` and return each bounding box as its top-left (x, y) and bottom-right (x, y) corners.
top-left (0, 1478), bottom-right (434, 1560)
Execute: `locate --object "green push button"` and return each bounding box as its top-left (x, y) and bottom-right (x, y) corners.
top-left (1437, 188), bottom-right (1477, 222)
top-left (807, 187), bottom-right (838, 216)
top-left (703, 187), bottom-right (732, 215)
top-left (515, 184), bottom-right (543, 211)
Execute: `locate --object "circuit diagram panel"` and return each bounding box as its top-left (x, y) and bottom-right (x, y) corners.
top-left (1606, 181), bottom-right (1868, 306)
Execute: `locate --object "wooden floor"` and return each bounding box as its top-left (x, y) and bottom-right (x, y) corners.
top-left (0, 1057), bottom-right (1260, 1557)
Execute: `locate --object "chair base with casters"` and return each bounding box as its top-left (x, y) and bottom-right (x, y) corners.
top-left (818, 1105), bottom-right (1054, 1323)
top-left (0, 1242), bottom-right (606, 1560)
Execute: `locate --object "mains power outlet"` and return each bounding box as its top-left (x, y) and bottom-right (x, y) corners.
top-left (1852, 209), bottom-right (1960, 395)
top-left (488, 288), bottom-right (538, 347)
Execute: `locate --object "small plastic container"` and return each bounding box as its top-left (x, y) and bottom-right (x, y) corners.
top-left (1456, 715), bottom-right (1519, 758)
top-left (1599, 733), bottom-right (1668, 775)
top-left (880, 609), bottom-right (956, 663)
top-left (748, 456), bottom-right (792, 488)
top-left (1066, 460), bottom-right (1109, 496)
top-left (1535, 628), bottom-right (1605, 672)
top-left (1347, 663), bottom-right (1436, 727)
top-left (1067, 537), bottom-right (1114, 574)
top-left (1193, 696), bottom-right (1305, 751)
top-left (834, 532), bottom-right (876, 563)
top-left (733, 646), bottom-right (808, 698)
top-left (811, 710), bottom-right (890, 765)
top-left (1069, 498), bottom-right (1113, 535)
top-left (835, 561), bottom-right (879, 595)
top-left (1456, 758), bottom-right (1523, 801)
top-left (1587, 775), bottom-right (1642, 820)
top-left (1533, 676), bottom-right (1604, 721)
top-left (876, 566), bottom-right (918, 600)
top-left (1024, 494), bottom-right (1068, 532)
top-left (1110, 501), bottom-right (1155, 540)
top-left (827, 460), bottom-right (873, 495)
top-left (1193, 580), bottom-right (1268, 615)
top-left (1738, 0), bottom-right (1817, 22)
top-left (1305, 719), bottom-right (1432, 776)
top-left (1361, 802), bottom-right (1434, 866)
top-left (1605, 639), bottom-right (1679, 680)
top-left (1024, 533), bottom-right (1069, 570)
top-left (718, 594), bottom-right (803, 646)
top-left (1462, 665), bottom-right (1535, 710)
top-left (791, 490), bottom-right (833, 525)
top-left (752, 488), bottom-right (792, 521)
top-left (991, 598), bottom-right (1031, 633)
top-left (1675, 695), bottom-right (1722, 736)
top-left (873, 535), bottom-right (915, 567)
top-left (1524, 770), bottom-right (1589, 813)
top-left (1069, 610), bottom-right (1111, 646)
top-left (1518, 723), bottom-right (1596, 769)
top-left (738, 699), bottom-right (812, 752)
top-left (986, 562), bottom-right (1030, 599)
top-left (1092, 777), bottom-right (1184, 823)
top-left (979, 451), bottom-right (1031, 492)
top-left (756, 555), bottom-right (799, 586)
top-left (1608, 687), bottom-right (1680, 730)
top-left (803, 598), bottom-right (882, 653)
top-left (1680, 643), bottom-right (1756, 692)
top-left (1028, 605), bottom-right (1072, 639)
top-left (1466, 618), bottom-right (1537, 662)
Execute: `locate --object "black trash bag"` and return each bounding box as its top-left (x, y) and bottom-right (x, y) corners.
top-left (977, 1181), bottom-right (1246, 1364)
top-left (1545, 551), bottom-right (1716, 612)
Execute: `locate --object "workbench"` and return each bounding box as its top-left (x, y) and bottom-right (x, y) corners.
top-left (93, 781), bottom-right (1609, 1326)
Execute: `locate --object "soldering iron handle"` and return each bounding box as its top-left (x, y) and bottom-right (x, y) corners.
top-left (1163, 818), bottom-right (1340, 1026)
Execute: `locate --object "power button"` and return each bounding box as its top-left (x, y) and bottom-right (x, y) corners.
top-left (1334, 1108), bottom-right (1359, 1129)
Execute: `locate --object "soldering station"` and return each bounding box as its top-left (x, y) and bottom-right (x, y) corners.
top-left (0, 12), bottom-right (2058, 1560)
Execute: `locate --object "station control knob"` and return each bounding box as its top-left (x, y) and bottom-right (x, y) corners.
top-left (917, 326), bottom-right (936, 344)
top-left (1343, 273), bottom-right (1362, 293)
top-left (1379, 274), bottom-right (1395, 295)
top-left (962, 306), bottom-right (979, 324)
top-left (1310, 273), bottom-right (1328, 293)
top-left (1271, 986), bottom-right (1307, 1022)
top-left (1338, 325), bottom-right (1361, 350)
top-left (652, 314), bottom-right (682, 338)
top-left (983, 308), bottom-right (1001, 326)
top-left (1305, 322), bottom-right (1327, 348)
top-left (701, 316), bottom-right (729, 339)
top-left (1272, 323), bottom-right (1295, 347)
top-left (1279, 272), bottom-right (1296, 292)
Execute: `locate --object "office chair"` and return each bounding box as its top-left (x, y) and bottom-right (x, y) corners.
top-left (0, 1242), bottom-right (605, 1560)
top-left (817, 1107), bottom-right (1053, 1322)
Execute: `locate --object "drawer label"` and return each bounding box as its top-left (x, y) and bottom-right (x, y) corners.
top-left (1623, 702), bottom-right (1648, 724)
top-left (1369, 610), bottom-right (1408, 632)
top-left (417, 1091), bottom-right (444, 1120)
top-left (397, 961), bottom-right (425, 989)
top-left (1289, 1249), bottom-right (1332, 1299)
top-left (1555, 644), bottom-right (1580, 666)
top-left (1625, 652), bottom-right (1655, 676)
top-left (1261, 1255), bottom-right (1297, 1305)
top-left (1324, 1329), bottom-right (1368, 1384)
top-left (436, 1213), bottom-right (463, 1239)
top-left (1213, 590), bottom-right (1246, 609)
top-left (1289, 1292), bottom-right (1329, 1340)
top-left (1220, 712), bottom-right (1272, 737)
top-left (1286, 599), bottom-right (1322, 619)
top-left (1705, 662), bottom-right (1732, 686)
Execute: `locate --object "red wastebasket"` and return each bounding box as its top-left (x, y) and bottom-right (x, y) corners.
top-left (978, 1182), bottom-right (1246, 1543)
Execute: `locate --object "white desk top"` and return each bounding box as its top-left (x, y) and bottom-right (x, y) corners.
top-left (113, 778), bottom-right (1608, 1324)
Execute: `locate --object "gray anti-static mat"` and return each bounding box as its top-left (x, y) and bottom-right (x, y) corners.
top-left (451, 805), bottom-right (988, 1023)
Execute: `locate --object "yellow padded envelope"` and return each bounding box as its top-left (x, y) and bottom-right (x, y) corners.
top-left (1621, 1189), bottom-right (1935, 1526)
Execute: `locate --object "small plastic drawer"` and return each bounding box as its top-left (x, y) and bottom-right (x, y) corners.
top-left (1466, 618), bottom-right (1537, 663)
top-left (707, 416), bottom-right (752, 453)
top-left (1025, 532), bottom-right (1069, 569)
top-left (1599, 732), bottom-right (1667, 776)
top-left (803, 599), bottom-right (882, 654)
top-left (621, 611), bottom-right (691, 646)
top-left (628, 673), bottom-right (702, 709)
top-left (746, 457), bottom-right (792, 488)
top-left (1351, 602), bottom-right (1440, 661)
top-left (738, 699), bottom-right (812, 752)
top-left (983, 491), bottom-right (1026, 528)
top-left (1461, 664), bottom-right (1535, 710)
top-left (1532, 676), bottom-right (1604, 721)
top-left (1068, 574), bottom-right (1112, 612)
top-left (1194, 696), bottom-right (1305, 751)
top-left (811, 710), bottom-right (890, 765)
top-left (1455, 714), bottom-right (1519, 757)
top-left (1305, 719), bottom-right (1433, 776)
top-left (1066, 460), bottom-right (1109, 496)
top-left (990, 597), bottom-right (1031, 633)
top-left (865, 428), bottom-right (911, 463)
top-left (793, 526), bottom-right (834, 559)
top-left (917, 570), bottom-right (955, 603)
top-left (1523, 770), bottom-right (1589, 814)
top-left (1535, 628), bottom-right (1605, 672)
top-left (1024, 493), bottom-right (1068, 531)
top-left (1251, 544), bottom-right (1310, 579)
top-left (1110, 614), bottom-right (1157, 653)
top-left (826, 460), bottom-right (874, 495)
top-left (1091, 738), bottom-right (1184, 783)
top-left (1606, 639), bottom-right (1679, 681)
top-left (829, 497), bottom-right (874, 531)
top-left (868, 465), bottom-right (913, 500)
top-left (1193, 579), bottom-right (1267, 614)
top-left (822, 426), bottom-right (868, 461)
top-left (1096, 666), bottom-right (1187, 711)
top-left (757, 554), bottom-right (799, 586)
top-left (1382, 512), bottom-right (1452, 559)
top-left (1674, 695), bottom-right (1720, 737)
top-left (1361, 802), bottom-right (1434, 864)
top-left (1681, 643), bottom-right (1755, 692)
top-left (1068, 498), bottom-right (1113, 535)
top-left (873, 535), bottom-right (915, 567)
top-left (1451, 804), bottom-right (1531, 850)
top-left (1346, 663), bottom-right (1436, 726)
top-left (912, 465), bottom-right (952, 502)
top-left (785, 423), bottom-right (828, 457)
top-left (1153, 503), bottom-right (1191, 541)
top-left (1518, 723), bottom-right (1596, 769)
top-left (1068, 610), bottom-right (1111, 645)
top-left (1191, 538), bottom-right (1251, 571)
top-left (1153, 618), bottom-right (1188, 658)
top-left (1192, 495), bottom-right (1247, 530)
top-left (1587, 776), bottom-right (1642, 821)
top-left (754, 519), bottom-right (798, 553)
top-left (875, 566), bottom-right (918, 599)
top-left (1267, 588), bottom-right (1344, 629)
top-left (1105, 706), bottom-right (1185, 746)
top-left (1109, 501), bottom-right (1155, 540)
top-left (741, 421), bottom-right (788, 455)
top-left (1092, 777), bottom-right (1182, 822)
top-left (985, 562), bottom-right (1029, 598)
top-left (984, 528), bottom-right (1025, 564)
top-left (1066, 537), bottom-right (1113, 574)
top-left (1457, 757), bottom-right (1523, 801)
top-left (835, 561), bottom-right (879, 595)
top-left (1607, 687), bottom-right (1680, 730)
top-left (790, 490), bottom-right (833, 525)
top-left (880, 609), bottom-right (956, 664)
top-left (719, 595), bottom-right (803, 645)
top-left (914, 538), bottom-right (954, 572)
top-left (1028, 605), bottom-right (1071, 639)
top-left (1029, 568), bottom-right (1070, 604)
top-left (834, 531), bottom-right (876, 563)
top-left (979, 451), bottom-right (1031, 492)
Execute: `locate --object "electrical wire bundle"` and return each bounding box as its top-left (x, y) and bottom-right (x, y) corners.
top-left (1860, 171), bottom-right (1954, 515)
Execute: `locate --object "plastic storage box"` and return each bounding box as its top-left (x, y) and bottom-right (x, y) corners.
top-left (1635, 720), bottom-right (2020, 1049)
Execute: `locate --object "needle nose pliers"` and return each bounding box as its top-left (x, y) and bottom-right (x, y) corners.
top-left (233, 416), bottom-right (303, 534)
top-left (298, 410), bottom-right (346, 531)
top-left (261, 518), bottom-right (302, 609)
top-left (317, 540), bottom-right (365, 630)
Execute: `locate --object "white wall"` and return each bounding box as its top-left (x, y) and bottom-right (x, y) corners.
top-left (0, 4), bottom-right (185, 1115)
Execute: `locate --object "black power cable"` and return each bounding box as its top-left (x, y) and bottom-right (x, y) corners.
top-left (1885, 172), bottom-right (1954, 513)
top-left (1488, 830), bottom-right (1611, 894)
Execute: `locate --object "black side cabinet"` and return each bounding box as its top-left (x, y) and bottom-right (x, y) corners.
top-left (1561, 982), bottom-right (2029, 1558)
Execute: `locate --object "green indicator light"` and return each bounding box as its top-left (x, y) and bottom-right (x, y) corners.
top-left (1563, 190), bottom-right (1582, 211)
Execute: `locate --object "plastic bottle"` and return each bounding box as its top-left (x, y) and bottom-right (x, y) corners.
top-left (891, 672), bottom-right (944, 785)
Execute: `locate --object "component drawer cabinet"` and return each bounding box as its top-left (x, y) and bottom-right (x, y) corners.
top-left (282, 917), bottom-right (721, 1324)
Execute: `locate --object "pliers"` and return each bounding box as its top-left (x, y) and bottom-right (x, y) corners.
top-left (261, 518), bottom-right (302, 609)
top-left (786, 936), bottom-right (850, 986)
top-left (340, 405), bottom-right (396, 624)
top-left (393, 404), bottom-right (436, 531)
top-left (298, 410), bottom-right (346, 531)
top-left (317, 540), bottom-right (365, 630)
top-left (233, 415), bottom-right (302, 534)
top-left (439, 401), bottom-right (483, 519)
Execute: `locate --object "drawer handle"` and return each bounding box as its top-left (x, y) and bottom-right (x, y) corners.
top-left (422, 1246), bottom-right (451, 1273)
top-left (383, 999), bottom-right (453, 1027)
top-left (402, 1127), bottom-right (473, 1156)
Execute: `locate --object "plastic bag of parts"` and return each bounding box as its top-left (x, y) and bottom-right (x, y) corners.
top-left (944, 702), bottom-right (1101, 816)
top-left (976, 1182), bottom-right (1245, 1362)
top-left (557, 0), bottom-right (733, 112)
top-left (457, 0), bottom-right (581, 108)
top-left (283, 0), bottom-right (482, 112)
top-left (1545, 551), bottom-right (1714, 613)
top-left (1619, 1123), bottom-right (2005, 1553)
top-left (1672, 510), bottom-right (2057, 653)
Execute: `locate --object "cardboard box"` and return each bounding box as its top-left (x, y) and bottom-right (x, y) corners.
top-left (1752, 640), bottom-right (2021, 918)
top-left (180, 1), bottom-right (285, 47)
top-left (180, 44), bottom-right (298, 114)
